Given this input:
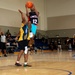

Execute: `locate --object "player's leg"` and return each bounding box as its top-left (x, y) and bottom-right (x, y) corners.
top-left (30, 24), bottom-right (37, 38)
top-left (24, 40), bottom-right (31, 67)
top-left (15, 41), bottom-right (24, 66)
top-left (3, 43), bottom-right (7, 57)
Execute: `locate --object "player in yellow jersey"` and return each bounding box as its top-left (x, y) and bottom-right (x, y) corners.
top-left (15, 9), bottom-right (31, 67)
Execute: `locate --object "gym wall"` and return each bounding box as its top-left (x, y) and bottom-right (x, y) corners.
top-left (46, 0), bottom-right (75, 37)
top-left (0, 0), bottom-right (46, 31)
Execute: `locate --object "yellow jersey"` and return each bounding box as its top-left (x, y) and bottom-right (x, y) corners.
top-left (18, 23), bottom-right (30, 41)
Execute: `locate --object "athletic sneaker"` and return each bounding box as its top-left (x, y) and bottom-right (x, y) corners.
top-left (4, 54), bottom-right (7, 57)
top-left (15, 63), bottom-right (22, 66)
top-left (24, 64), bottom-right (32, 67)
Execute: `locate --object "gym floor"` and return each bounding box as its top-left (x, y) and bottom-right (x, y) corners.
top-left (0, 50), bottom-right (75, 75)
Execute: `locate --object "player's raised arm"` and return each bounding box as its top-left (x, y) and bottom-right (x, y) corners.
top-left (32, 4), bottom-right (39, 16)
top-left (25, 4), bottom-right (29, 17)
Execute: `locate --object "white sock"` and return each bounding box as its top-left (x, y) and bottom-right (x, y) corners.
top-left (24, 46), bottom-right (28, 54)
top-left (24, 62), bottom-right (27, 65)
top-left (16, 61), bottom-right (19, 63)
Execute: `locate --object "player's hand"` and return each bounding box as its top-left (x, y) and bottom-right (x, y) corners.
top-left (18, 9), bottom-right (22, 14)
top-left (32, 4), bottom-right (35, 9)
top-left (15, 37), bottom-right (18, 41)
top-left (25, 4), bottom-right (28, 8)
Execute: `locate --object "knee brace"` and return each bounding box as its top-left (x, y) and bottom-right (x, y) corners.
top-left (24, 46), bottom-right (28, 54)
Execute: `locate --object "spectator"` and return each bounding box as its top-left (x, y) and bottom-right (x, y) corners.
top-left (50, 39), bottom-right (54, 51)
top-left (66, 37), bottom-right (72, 51)
top-left (5, 29), bottom-right (11, 37)
top-left (6, 34), bottom-right (13, 42)
top-left (0, 29), bottom-right (2, 57)
top-left (1, 32), bottom-right (7, 57)
top-left (73, 34), bottom-right (75, 50)
top-left (57, 39), bottom-right (62, 51)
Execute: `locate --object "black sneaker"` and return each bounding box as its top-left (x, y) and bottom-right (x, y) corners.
top-left (4, 54), bottom-right (7, 57)
top-left (24, 64), bottom-right (32, 67)
top-left (15, 63), bottom-right (22, 66)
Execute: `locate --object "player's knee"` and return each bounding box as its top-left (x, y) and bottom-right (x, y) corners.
top-left (24, 46), bottom-right (28, 54)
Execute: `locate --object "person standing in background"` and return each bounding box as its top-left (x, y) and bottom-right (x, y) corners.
top-left (0, 29), bottom-right (2, 57)
top-left (1, 32), bottom-right (7, 57)
top-left (66, 37), bottom-right (72, 51)
top-left (73, 34), bottom-right (75, 50)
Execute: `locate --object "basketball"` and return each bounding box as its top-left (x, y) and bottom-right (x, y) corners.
top-left (26, 1), bottom-right (33, 8)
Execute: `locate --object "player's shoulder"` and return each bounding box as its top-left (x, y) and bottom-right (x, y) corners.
top-left (29, 11), bottom-right (35, 14)
top-left (29, 12), bottom-right (31, 14)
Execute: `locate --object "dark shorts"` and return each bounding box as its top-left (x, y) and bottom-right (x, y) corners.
top-left (0, 42), bottom-right (2, 49)
top-left (1, 42), bottom-right (6, 50)
top-left (18, 40), bottom-right (29, 50)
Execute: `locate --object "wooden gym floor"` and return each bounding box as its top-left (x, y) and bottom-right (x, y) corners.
top-left (0, 50), bottom-right (75, 75)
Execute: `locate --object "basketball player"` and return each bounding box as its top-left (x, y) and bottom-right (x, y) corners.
top-left (15, 9), bottom-right (31, 67)
top-left (25, 3), bottom-right (39, 38)
top-left (25, 4), bottom-right (39, 53)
